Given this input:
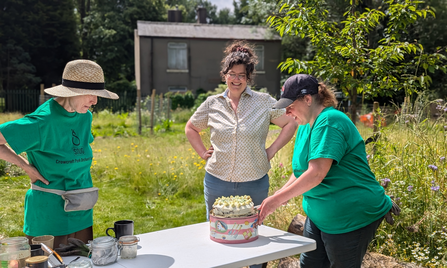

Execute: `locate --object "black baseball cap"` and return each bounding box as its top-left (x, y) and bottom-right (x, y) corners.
top-left (273, 74), bottom-right (319, 109)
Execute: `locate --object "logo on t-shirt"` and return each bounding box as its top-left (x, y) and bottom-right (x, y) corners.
top-left (72, 129), bottom-right (80, 146)
top-left (71, 129), bottom-right (85, 155)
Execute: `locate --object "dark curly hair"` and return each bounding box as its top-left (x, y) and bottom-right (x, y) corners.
top-left (220, 41), bottom-right (258, 84)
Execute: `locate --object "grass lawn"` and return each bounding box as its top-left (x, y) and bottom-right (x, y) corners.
top-left (1, 106), bottom-right (447, 267)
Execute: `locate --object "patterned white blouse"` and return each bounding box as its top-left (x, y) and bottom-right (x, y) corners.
top-left (190, 87), bottom-right (285, 182)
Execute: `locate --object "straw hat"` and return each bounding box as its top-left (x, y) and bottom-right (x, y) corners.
top-left (44, 60), bottom-right (119, 99)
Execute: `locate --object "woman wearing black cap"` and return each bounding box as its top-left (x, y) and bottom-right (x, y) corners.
top-left (257, 74), bottom-right (393, 268)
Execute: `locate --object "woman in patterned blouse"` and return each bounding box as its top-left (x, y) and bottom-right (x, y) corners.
top-left (185, 41), bottom-right (297, 223)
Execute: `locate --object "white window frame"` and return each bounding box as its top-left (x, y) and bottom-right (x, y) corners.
top-left (168, 86), bottom-right (188, 92)
top-left (167, 42), bottom-right (188, 71)
top-left (254, 45), bottom-right (264, 72)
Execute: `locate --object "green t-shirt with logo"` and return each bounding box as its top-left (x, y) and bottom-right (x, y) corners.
top-left (0, 98), bottom-right (94, 236)
top-left (292, 107), bottom-right (391, 234)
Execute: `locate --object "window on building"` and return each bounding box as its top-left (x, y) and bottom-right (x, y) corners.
top-left (254, 45), bottom-right (264, 71)
top-left (168, 86), bottom-right (187, 92)
top-left (168, 42), bottom-right (188, 70)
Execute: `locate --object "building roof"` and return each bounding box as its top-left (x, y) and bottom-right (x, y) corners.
top-left (137, 21), bottom-right (281, 41)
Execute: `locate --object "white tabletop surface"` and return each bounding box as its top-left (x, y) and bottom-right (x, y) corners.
top-left (63, 222), bottom-right (316, 268)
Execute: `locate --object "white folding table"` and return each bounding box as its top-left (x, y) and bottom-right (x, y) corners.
top-left (63, 222), bottom-right (316, 268)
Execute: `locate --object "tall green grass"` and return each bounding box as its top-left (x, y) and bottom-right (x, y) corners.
top-left (1, 103), bottom-right (447, 267)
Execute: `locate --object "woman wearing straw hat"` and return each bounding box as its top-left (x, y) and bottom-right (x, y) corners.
top-left (0, 60), bottom-right (118, 246)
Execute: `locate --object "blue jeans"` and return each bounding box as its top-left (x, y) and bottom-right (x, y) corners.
top-left (300, 216), bottom-right (384, 268)
top-left (204, 172), bottom-right (269, 268)
top-left (204, 172), bottom-right (269, 220)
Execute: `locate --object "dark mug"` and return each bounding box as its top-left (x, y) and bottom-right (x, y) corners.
top-left (30, 244), bottom-right (44, 256)
top-left (106, 220), bottom-right (134, 239)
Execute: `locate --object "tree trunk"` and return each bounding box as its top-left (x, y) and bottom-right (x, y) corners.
top-left (350, 1), bottom-right (357, 125)
top-left (351, 85), bottom-right (357, 125)
top-left (78, 0), bottom-right (90, 58)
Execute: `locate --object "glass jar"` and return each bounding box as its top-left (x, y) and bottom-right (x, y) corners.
top-left (0, 237), bottom-right (31, 268)
top-left (89, 236), bottom-right (118, 266)
top-left (118, 235), bottom-right (139, 259)
top-left (25, 256), bottom-right (48, 268)
top-left (67, 259), bottom-right (93, 268)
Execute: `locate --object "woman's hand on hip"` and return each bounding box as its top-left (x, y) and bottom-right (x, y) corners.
top-left (201, 146), bottom-right (214, 160)
top-left (24, 165), bottom-right (49, 185)
top-left (265, 147), bottom-right (276, 161)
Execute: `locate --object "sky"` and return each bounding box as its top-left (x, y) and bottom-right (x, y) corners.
top-left (209, 0), bottom-right (234, 12)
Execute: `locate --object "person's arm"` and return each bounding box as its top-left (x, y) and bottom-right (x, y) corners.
top-left (185, 120), bottom-right (214, 160)
top-left (0, 132), bottom-right (49, 185)
top-left (266, 114), bottom-right (298, 161)
top-left (257, 158), bottom-right (333, 224)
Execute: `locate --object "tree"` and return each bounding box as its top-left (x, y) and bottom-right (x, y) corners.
top-left (268, 0), bottom-right (447, 123)
top-left (0, 0), bottom-right (80, 90)
top-left (83, 0), bottom-right (165, 85)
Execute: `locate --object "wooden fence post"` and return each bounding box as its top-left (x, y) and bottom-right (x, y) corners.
top-left (373, 101), bottom-right (379, 134)
top-left (159, 93), bottom-right (164, 119)
top-left (150, 89), bottom-right (156, 135)
top-left (39, 84), bottom-right (45, 105)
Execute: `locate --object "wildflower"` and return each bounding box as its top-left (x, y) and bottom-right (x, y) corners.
top-left (431, 180), bottom-right (436, 185)
top-left (405, 120), bottom-right (409, 124)
top-left (158, 193), bottom-right (161, 195)
top-left (381, 178), bottom-right (391, 188)
top-left (115, 167), bottom-right (118, 170)
top-left (282, 175), bottom-right (285, 178)
top-left (366, 155), bottom-right (371, 160)
top-left (428, 164), bottom-right (438, 171)
top-left (440, 156), bottom-right (445, 161)
top-left (180, 173), bottom-right (183, 175)
top-left (139, 172), bottom-right (142, 175)
top-left (407, 185), bottom-right (413, 191)
top-left (431, 185), bottom-right (440, 192)
top-left (279, 163), bottom-right (284, 168)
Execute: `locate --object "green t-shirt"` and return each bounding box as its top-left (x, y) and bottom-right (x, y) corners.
top-left (292, 107), bottom-right (391, 234)
top-left (0, 98), bottom-right (94, 236)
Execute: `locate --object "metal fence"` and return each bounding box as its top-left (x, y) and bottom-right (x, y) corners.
top-left (0, 90), bottom-right (141, 114)
top-left (0, 90), bottom-right (40, 113)
top-left (91, 90), bottom-right (139, 113)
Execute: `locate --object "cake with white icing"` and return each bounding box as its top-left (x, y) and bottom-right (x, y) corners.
top-left (212, 195), bottom-right (255, 218)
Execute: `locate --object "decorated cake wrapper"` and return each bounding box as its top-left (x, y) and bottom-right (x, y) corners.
top-left (210, 211), bottom-right (257, 218)
top-left (209, 214), bottom-right (259, 244)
